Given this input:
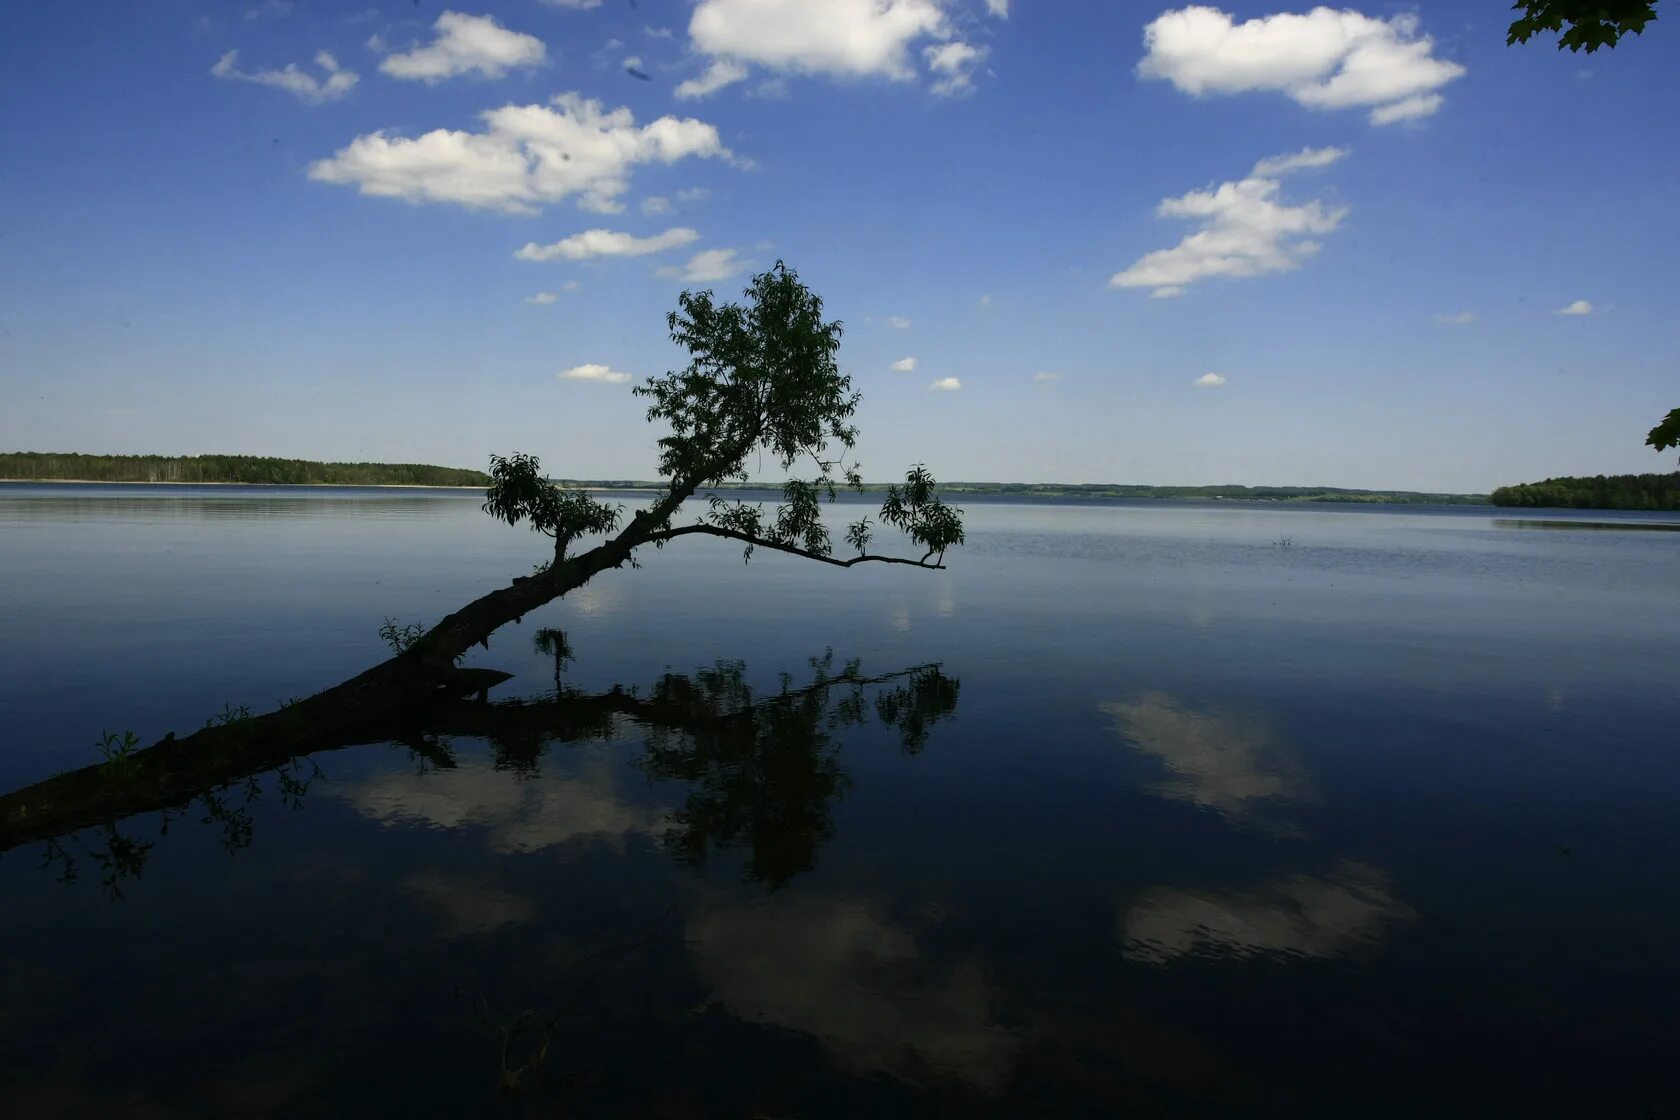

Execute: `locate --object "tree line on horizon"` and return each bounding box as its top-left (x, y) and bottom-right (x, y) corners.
top-left (1490, 472), bottom-right (1680, 510)
top-left (0, 452), bottom-right (490, 488)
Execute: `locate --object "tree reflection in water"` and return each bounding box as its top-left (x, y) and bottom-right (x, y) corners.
top-left (4, 645), bottom-right (960, 897)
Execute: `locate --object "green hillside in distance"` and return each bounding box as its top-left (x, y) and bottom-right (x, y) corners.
top-left (1490, 472), bottom-right (1680, 510)
top-left (0, 452), bottom-right (490, 488)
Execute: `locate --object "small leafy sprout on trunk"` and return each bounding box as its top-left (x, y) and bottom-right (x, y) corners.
top-left (379, 618), bottom-right (426, 655)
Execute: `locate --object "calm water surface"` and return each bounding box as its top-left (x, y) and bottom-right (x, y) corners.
top-left (2, 484), bottom-right (1678, 1117)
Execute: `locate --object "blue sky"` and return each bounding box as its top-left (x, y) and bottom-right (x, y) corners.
top-left (1, 0), bottom-right (1676, 491)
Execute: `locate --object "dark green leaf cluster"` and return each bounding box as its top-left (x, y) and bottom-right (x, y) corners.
top-left (1507, 0), bottom-right (1659, 52)
top-left (483, 453), bottom-right (623, 558)
top-left (879, 464), bottom-right (966, 563)
top-left (1490, 471), bottom-right (1680, 509)
top-left (634, 262), bottom-right (859, 489)
top-left (1647, 408), bottom-right (1680, 457)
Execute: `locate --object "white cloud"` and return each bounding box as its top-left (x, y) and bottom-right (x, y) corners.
top-left (562, 279), bottom-right (581, 292)
top-left (1121, 861), bottom-right (1414, 963)
top-left (924, 40), bottom-right (988, 97)
top-left (676, 187), bottom-right (711, 205)
top-left (365, 32), bottom-right (387, 53)
top-left (1138, 6), bottom-right (1465, 125)
top-left (559, 363), bottom-right (633, 384)
top-left (540, 0), bottom-right (602, 9)
top-left (344, 756), bottom-right (661, 853)
top-left (246, 0), bottom-right (293, 20)
top-left (678, 0), bottom-right (974, 99)
top-left (986, 0), bottom-right (1009, 17)
top-left (1249, 145), bottom-right (1346, 177)
top-left (308, 94), bottom-right (731, 214)
top-left (1193, 372), bottom-right (1227, 387)
top-left (676, 59), bottom-right (750, 99)
top-left (623, 54), bottom-right (644, 71)
top-left (977, 293), bottom-right (993, 308)
top-left (657, 247), bottom-right (747, 282)
top-left (1555, 299), bottom-right (1593, 316)
top-left (515, 226), bottom-right (700, 262)
top-left (1033, 371), bottom-right (1061, 383)
top-left (886, 315), bottom-right (911, 329)
top-left (929, 376), bottom-right (962, 391)
top-left (524, 291), bottom-right (559, 305)
top-left (379, 11), bottom-right (547, 82)
top-left (642, 195), bottom-right (672, 215)
top-left (1436, 310), bottom-right (1475, 325)
top-left (1110, 147), bottom-right (1348, 297)
top-left (891, 356), bottom-right (918, 372)
top-left (646, 25), bottom-right (675, 40)
top-left (211, 49), bottom-right (358, 105)
top-left (1370, 93), bottom-right (1442, 125)
top-left (689, 895), bottom-right (1017, 1090)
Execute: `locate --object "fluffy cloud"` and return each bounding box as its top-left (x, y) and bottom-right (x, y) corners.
top-left (1193, 372), bottom-right (1227, 387)
top-left (211, 49), bottom-right (357, 104)
top-left (929, 376), bottom-right (962, 391)
top-left (689, 895), bottom-right (1018, 1089)
top-left (677, 0), bottom-right (982, 99)
top-left (1121, 861), bottom-right (1414, 962)
top-left (886, 315), bottom-right (912, 329)
top-left (642, 195), bottom-right (672, 215)
top-left (1102, 691), bottom-right (1311, 830)
top-left (524, 291), bottom-right (559, 304)
top-left (656, 247), bottom-right (746, 282)
top-left (344, 757), bottom-right (662, 852)
top-left (924, 40), bottom-right (988, 96)
top-left (308, 93), bottom-right (731, 214)
top-left (891, 356), bottom-right (918, 372)
top-left (515, 226), bottom-right (700, 261)
top-left (1555, 299), bottom-right (1593, 316)
top-left (559, 363), bottom-right (633, 383)
top-left (1436, 310), bottom-right (1475, 325)
top-left (1138, 6), bottom-right (1465, 125)
top-left (541, 0), bottom-right (602, 8)
top-left (986, 0), bottom-right (1009, 16)
top-left (675, 59), bottom-right (750, 98)
top-left (1033, 371), bottom-right (1061, 383)
top-left (379, 11), bottom-right (546, 82)
top-left (1110, 146), bottom-right (1348, 297)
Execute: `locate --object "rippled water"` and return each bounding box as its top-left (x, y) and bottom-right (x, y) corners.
top-left (2, 484), bottom-right (1678, 1117)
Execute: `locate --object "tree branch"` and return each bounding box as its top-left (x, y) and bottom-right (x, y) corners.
top-left (646, 523), bottom-right (945, 569)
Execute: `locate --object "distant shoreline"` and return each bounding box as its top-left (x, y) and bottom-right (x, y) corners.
top-left (0, 478), bottom-right (485, 491)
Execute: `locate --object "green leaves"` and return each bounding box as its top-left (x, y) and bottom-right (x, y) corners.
top-left (880, 464), bottom-right (966, 564)
top-left (1507, 1), bottom-right (1660, 52)
top-left (483, 452), bottom-right (623, 558)
top-left (634, 262), bottom-right (857, 489)
top-left (1647, 407), bottom-right (1680, 455)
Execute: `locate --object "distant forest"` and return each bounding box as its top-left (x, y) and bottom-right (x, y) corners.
top-left (0, 453), bottom-right (490, 487)
top-left (561, 480), bottom-right (1489, 505)
top-left (1490, 472), bottom-right (1680, 510)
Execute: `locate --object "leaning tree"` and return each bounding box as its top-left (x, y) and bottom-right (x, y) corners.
top-left (0, 262), bottom-right (967, 817)
top-left (428, 260), bottom-right (965, 669)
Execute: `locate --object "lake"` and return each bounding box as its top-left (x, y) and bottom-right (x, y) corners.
top-left (2, 483), bottom-right (1677, 1117)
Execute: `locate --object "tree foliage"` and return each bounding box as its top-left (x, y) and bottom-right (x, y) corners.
top-left (1490, 471), bottom-right (1680, 509)
top-left (483, 452), bottom-right (623, 559)
top-left (489, 261), bottom-right (964, 574)
top-left (1507, 1), bottom-right (1660, 51)
top-left (0, 452), bottom-right (487, 487)
top-left (1647, 408), bottom-right (1680, 458)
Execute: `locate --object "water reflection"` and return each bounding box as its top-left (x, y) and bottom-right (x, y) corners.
top-left (688, 893), bottom-right (1017, 1089)
top-left (1102, 691), bottom-right (1310, 830)
top-left (2, 651), bottom-right (960, 897)
top-left (1121, 861), bottom-right (1415, 963)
